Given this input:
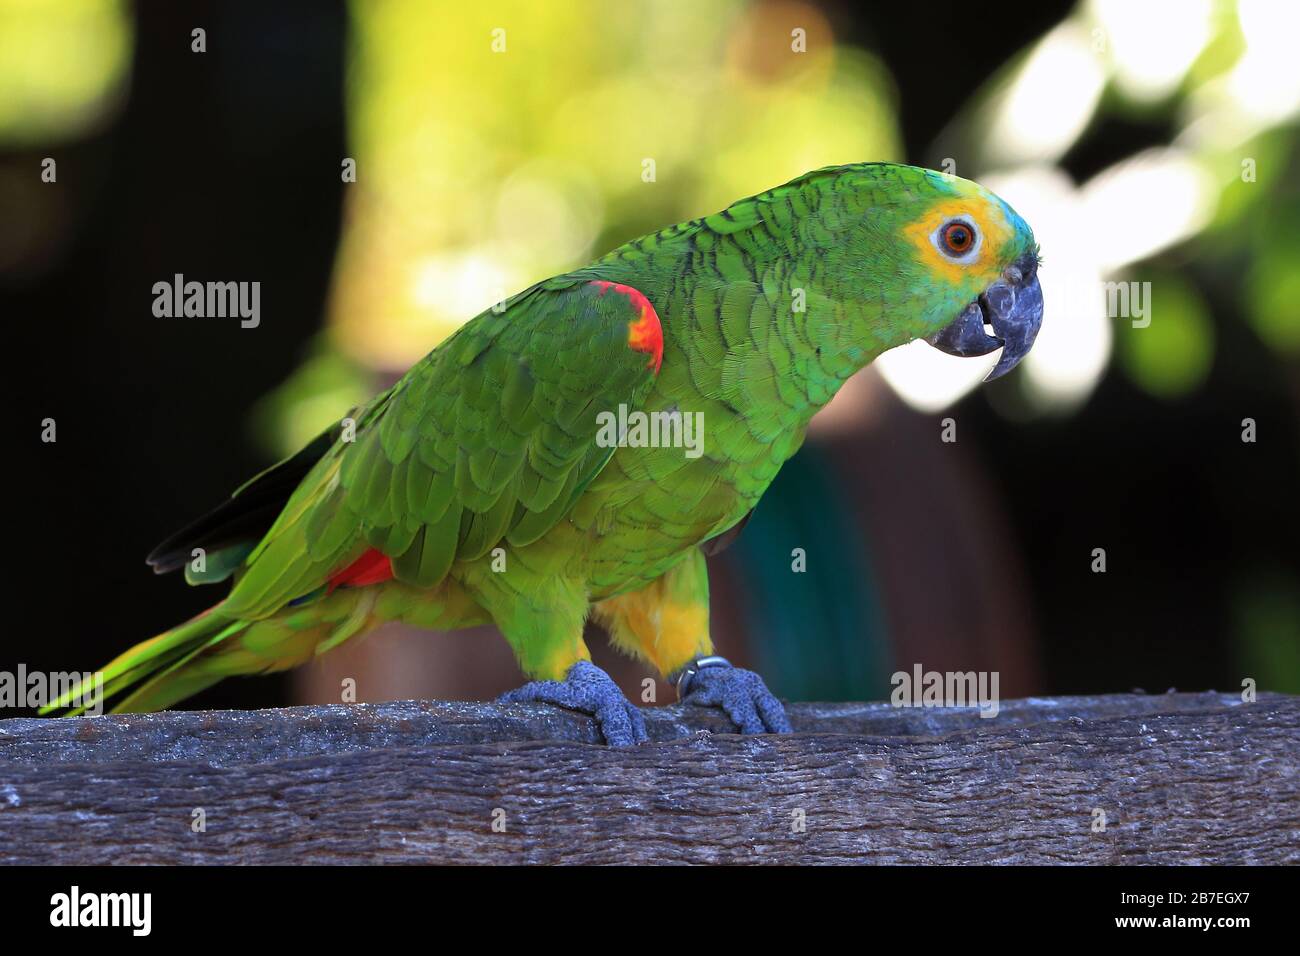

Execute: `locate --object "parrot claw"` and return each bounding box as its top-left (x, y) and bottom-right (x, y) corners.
top-left (674, 656), bottom-right (793, 735)
top-left (498, 659), bottom-right (648, 746)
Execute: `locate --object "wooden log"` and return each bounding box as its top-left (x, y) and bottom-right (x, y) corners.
top-left (1, 692), bottom-right (1296, 864)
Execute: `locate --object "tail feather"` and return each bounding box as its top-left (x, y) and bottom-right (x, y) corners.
top-left (109, 642), bottom-right (230, 713)
top-left (40, 607), bottom-right (247, 715)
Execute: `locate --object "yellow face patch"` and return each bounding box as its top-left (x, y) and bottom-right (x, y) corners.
top-left (903, 196), bottom-right (1015, 290)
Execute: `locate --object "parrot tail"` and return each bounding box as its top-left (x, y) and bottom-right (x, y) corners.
top-left (40, 606), bottom-right (249, 716)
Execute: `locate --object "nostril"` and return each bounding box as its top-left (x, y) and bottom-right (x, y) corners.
top-left (1013, 250), bottom-right (1040, 283)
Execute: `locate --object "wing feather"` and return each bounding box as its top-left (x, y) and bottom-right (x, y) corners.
top-left (222, 278), bottom-right (660, 618)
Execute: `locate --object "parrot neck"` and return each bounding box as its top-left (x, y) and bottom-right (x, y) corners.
top-left (599, 245), bottom-right (894, 428)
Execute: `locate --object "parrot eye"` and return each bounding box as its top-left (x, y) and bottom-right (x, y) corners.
top-left (943, 222), bottom-right (972, 252)
top-left (933, 218), bottom-right (981, 261)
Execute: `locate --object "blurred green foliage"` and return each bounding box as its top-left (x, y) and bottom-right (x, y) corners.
top-left (328, 0), bottom-right (900, 371)
top-left (1117, 272), bottom-right (1214, 400)
top-left (1234, 574), bottom-right (1300, 694)
top-left (0, 0), bottom-right (131, 146)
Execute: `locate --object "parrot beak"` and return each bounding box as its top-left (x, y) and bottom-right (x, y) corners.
top-left (924, 251), bottom-right (1043, 381)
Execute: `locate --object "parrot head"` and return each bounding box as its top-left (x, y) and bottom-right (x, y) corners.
top-left (838, 164), bottom-right (1043, 380)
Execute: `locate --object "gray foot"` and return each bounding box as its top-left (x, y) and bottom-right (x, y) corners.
top-left (677, 656), bottom-right (793, 734)
top-left (498, 659), bottom-right (648, 746)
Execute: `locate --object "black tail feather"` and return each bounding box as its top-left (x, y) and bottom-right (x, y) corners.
top-left (146, 423), bottom-right (340, 574)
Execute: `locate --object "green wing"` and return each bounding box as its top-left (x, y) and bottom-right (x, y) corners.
top-left (222, 276), bottom-right (661, 618)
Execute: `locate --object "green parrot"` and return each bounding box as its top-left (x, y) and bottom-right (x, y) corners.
top-left (46, 162), bottom-right (1042, 744)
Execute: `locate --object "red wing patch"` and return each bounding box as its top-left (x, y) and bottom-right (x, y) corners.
top-left (589, 280), bottom-right (663, 375)
top-left (327, 547), bottom-right (393, 593)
